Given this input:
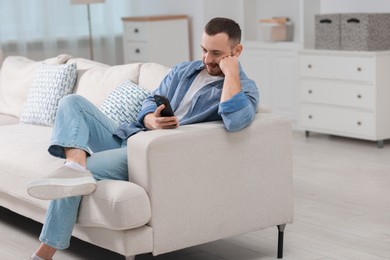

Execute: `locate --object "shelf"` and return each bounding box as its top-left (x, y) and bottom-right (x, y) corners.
top-left (240, 0), bottom-right (320, 49)
top-left (244, 40), bottom-right (301, 51)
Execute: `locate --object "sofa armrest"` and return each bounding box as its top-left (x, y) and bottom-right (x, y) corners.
top-left (127, 113), bottom-right (294, 255)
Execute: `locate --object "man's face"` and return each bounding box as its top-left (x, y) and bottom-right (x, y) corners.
top-left (201, 32), bottom-right (236, 76)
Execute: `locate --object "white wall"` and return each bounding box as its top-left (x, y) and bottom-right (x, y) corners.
top-left (321, 0), bottom-right (390, 13)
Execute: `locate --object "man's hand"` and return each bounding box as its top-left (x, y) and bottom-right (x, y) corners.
top-left (219, 55), bottom-right (242, 102)
top-left (143, 104), bottom-right (179, 130)
top-left (219, 55), bottom-right (240, 78)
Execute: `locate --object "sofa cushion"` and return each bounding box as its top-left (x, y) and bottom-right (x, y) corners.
top-left (0, 54), bottom-right (72, 118)
top-left (138, 63), bottom-right (171, 92)
top-left (100, 80), bottom-right (150, 125)
top-left (20, 63), bottom-right (77, 126)
top-left (0, 124), bottom-right (151, 230)
top-left (69, 58), bottom-right (142, 107)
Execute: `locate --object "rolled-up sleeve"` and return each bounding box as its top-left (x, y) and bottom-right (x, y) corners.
top-left (218, 79), bottom-right (259, 132)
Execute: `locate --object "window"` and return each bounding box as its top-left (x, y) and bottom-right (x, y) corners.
top-left (0, 0), bottom-right (132, 65)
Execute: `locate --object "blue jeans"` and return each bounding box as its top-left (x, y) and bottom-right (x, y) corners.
top-left (39, 94), bottom-right (129, 250)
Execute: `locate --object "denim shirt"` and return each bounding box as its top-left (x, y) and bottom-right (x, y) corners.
top-left (114, 60), bottom-right (260, 139)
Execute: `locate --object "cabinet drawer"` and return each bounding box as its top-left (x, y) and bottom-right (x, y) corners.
top-left (124, 22), bottom-right (149, 41)
top-left (124, 42), bottom-right (149, 62)
top-left (300, 104), bottom-right (375, 137)
top-left (300, 80), bottom-right (374, 110)
top-left (300, 55), bottom-right (375, 82)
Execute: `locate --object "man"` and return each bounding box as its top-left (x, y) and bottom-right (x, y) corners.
top-left (27, 17), bottom-right (259, 260)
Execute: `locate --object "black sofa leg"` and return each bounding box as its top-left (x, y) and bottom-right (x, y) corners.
top-left (277, 224), bottom-right (286, 258)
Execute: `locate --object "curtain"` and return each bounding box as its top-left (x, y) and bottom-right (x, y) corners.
top-left (0, 0), bottom-right (132, 65)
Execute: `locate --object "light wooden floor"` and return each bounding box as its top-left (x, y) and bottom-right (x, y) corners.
top-left (1, 131), bottom-right (390, 260)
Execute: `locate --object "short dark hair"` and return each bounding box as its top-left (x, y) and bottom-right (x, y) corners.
top-left (204, 17), bottom-right (241, 46)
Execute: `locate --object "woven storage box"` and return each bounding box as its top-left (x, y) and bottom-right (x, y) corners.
top-left (341, 13), bottom-right (390, 51)
top-left (315, 14), bottom-right (341, 50)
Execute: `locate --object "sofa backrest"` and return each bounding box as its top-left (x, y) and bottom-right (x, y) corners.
top-left (0, 54), bottom-right (171, 119)
top-left (138, 63), bottom-right (171, 92)
top-left (69, 58), bottom-right (142, 107)
top-left (0, 54), bottom-right (71, 118)
top-left (68, 59), bottom-right (171, 107)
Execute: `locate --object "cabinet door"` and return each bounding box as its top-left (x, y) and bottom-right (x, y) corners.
top-left (240, 50), bottom-right (272, 107)
top-left (271, 51), bottom-right (298, 119)
top-left (240, 49), bottom-right (297, 119)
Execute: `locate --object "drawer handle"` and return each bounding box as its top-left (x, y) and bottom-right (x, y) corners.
top-left (320, 19), bottom-right (332, 24)
top-left (308, 89), bottom-right (313, 94)
top-left (357, 94), bottom-right (362, 99)
top-left (357, 67), bottom-right (362, 72)
top-left (348, 18), bottom-right (360, 24)
top-left (135, 48), bottom-right (141, 54)
top-left (357, 121), bottom-right (362, 126)
top-left (308, 64), bottom-right (312, 69)
top-left (308, 115), bottom-right (313, 119)
top-left (134, 28), bottom-right (139, 33)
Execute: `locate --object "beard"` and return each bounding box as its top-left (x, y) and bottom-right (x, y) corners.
top-left (205, 63), bottom-right (224, 77)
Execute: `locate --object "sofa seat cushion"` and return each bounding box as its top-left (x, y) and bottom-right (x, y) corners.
top-left (0, 124), bottom-right (151, 230)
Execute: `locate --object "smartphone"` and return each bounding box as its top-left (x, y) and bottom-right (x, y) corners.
top-left (153, 95), bottom-right (175, 117)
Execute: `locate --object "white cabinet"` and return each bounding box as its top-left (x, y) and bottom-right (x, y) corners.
top-left (240, 47), bottom-right (298, 119)
top-left (237, 0), bottom-right (320, 121)
top-left (298, 49), bottom-right (390, 147)
top-left (122, 15), bottom-right (190, 67)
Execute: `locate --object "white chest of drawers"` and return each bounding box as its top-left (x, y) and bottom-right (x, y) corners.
top-left (298, 49), bottom-right (390, 148)
top-left (122, 15), bottom-right (190, 67)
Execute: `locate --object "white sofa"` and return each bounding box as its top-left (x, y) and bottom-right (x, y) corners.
top-left (0, 53), bottom-right (294, 259)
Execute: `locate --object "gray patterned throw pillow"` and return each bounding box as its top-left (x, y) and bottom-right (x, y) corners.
top-left (100, 80), bottom-right (150, 125)
top-left (20, 62), bottom-right (77, 126)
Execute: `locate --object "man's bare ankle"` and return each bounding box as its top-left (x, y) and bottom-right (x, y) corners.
top-left (31, 253), bottom-right (51, 260)
top-left (34, 243), bottom-right (56, 260)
